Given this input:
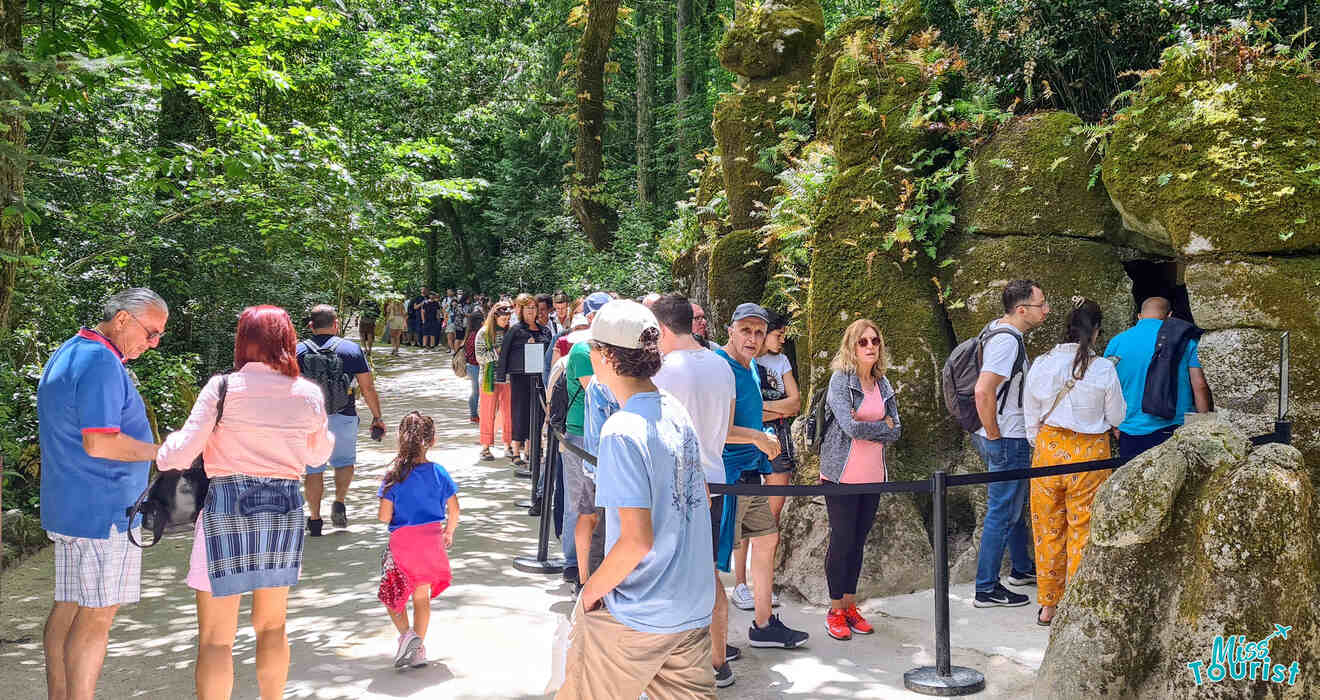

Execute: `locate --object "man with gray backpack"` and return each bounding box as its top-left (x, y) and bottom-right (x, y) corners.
top-left (299, 304), bottom-right (387, 535)
top-left (941, 280), bottom-right (1049, 608)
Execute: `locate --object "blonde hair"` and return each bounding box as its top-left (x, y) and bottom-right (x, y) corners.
top-left (829, 318), bottom-right (888, 381)
top-left (512, 293), bottom-right (537, 323)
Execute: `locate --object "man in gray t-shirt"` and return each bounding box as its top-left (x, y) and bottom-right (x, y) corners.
top-left (972, 280), bottom-right (1048, 609)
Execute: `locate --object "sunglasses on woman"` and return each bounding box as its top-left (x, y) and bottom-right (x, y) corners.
top-left (495, 308), bottom-right (511, 316)
top-left (856, 336), bottom-right (880, 348)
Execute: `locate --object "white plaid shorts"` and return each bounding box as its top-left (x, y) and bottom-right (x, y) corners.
top-left (49, 523), bottom-right (142, 608)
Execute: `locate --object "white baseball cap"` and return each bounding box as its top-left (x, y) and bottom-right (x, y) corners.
top-left (588, 300), bottom-right (659, 349)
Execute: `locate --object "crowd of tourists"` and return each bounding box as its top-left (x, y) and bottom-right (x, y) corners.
top-left (33, 277), bottom-right (1214, 699)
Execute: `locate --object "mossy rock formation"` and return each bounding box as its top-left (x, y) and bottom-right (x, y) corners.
top-left (943, 234), bottom-right (1133, 358)
top-left (813, 0), bottom-right (924, 133)
top-left (807, 164), bottom-right (954, 478)
top-left (713, 76), bottom-right (810, 230)
top-left (1186, 256), bottom-right (1319, 467)
top-left (960, 111), bottom-right (1119, 239)
top-left (718, 0), bottom-right (824, 81)
top-left (706, 229), bottom-right (767, 343)
top-left (826, 51), bottom-right (932, 171)
top-left (694, 158), bottom-right (729, 237)
top-left (1036, 419), bottom-right (1320, 699)
top-left (1102, 50), bottom-right (1320, 255)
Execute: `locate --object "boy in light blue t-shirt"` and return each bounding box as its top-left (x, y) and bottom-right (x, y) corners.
top-left (560, 300), bottom-right (716, 699)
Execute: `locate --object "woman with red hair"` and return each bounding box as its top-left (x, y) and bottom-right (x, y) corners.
top-left (157, 305), bottom-right (334, 700)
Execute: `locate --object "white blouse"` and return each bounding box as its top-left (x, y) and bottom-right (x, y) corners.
top-left (1023, 343), bottom-right (1127, 443)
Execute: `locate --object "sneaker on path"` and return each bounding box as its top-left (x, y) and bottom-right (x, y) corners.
top-left (748, 615), bottom-right (809, 649)
top-left (731, 583), bottom-right (754, 611)
top-left (332, 501), bottom-right (348, 528)
top-left (826, 609), bottom-right (851, 641)
top-left (845, 605), bottom-right (874, 635)
top-left (307, 517), bottom-right (323, 537)
top-left (394, 631), bottom-right (421, 669)
top-left (973, 583), bottom-right (1030, 608)
top-left (1006, 569), bottom-right (1037, 586)
top-left (408, 643), bottom-right (428, 668)
top-left (714, 662), bottom-right (734, 688)
top-left (724, 644), bottom-right (741, 662)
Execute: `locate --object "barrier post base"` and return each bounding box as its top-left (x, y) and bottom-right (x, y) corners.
top-left (903, 666), bottom-right (985, 696)
top-left (512, 556), bottom-right (565, 575)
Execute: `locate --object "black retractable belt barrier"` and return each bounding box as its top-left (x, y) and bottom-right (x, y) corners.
top-left (512, 384), bottom-right (564, 575)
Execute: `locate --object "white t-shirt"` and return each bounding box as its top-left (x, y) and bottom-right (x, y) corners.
top-left (975, 320), bottom-right (1029, 440)
top-left (654, 348), bottom-right (737, 484)
top-left (757, 352), bottom-right (792, 398)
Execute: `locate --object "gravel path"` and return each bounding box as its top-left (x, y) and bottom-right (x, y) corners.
top-left (0, 343), bottom-right (1043, 698)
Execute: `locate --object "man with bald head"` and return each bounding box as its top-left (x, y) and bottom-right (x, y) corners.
top-left (1104, 296), bottom-right (1214, 459)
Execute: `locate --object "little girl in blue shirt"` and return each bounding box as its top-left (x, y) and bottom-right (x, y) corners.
top-left (377, 411), bottom-right (460, 670)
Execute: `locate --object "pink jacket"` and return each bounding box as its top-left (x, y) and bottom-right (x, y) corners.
top-left (157, 363), bottom-right (334, 480)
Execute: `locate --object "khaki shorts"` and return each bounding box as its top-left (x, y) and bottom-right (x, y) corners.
top-left (558, 598), bottom-right (715, 700)
top-left (735, 494), bottom-right (777, 541)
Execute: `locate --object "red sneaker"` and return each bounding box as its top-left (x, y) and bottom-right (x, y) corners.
top-left (826, 609), bottom-right (852, 640)
top-left (845, 605), bottom-right (874, 635)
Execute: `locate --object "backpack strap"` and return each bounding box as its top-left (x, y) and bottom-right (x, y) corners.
top-left (325, 336), bottom-right (344, 353)
top-left (300, 338), bottom-right (321, 353)
top-left (978, 326), bottom-right (1027, 412)
top-left (1039, 377), bottom-right (1077, 427)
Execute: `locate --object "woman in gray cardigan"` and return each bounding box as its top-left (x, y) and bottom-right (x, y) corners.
top-left (819, 318), bottom-right (901, 641)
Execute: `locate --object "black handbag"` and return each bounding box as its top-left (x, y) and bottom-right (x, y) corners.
top-left (126, 374), bottom-right (228, 547)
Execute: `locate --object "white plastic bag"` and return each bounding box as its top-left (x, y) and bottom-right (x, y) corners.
top-left (544, 608), bottom-right (574, 694)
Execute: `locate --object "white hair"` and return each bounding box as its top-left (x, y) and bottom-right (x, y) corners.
top-left (101, 288), bottom-right (168, 322)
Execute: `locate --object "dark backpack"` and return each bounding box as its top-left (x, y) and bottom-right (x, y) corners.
top-left (803, 388), bottom-right (833, 455)
top-left (127, 374), bottom-right (227, 547)
top-left (941, 325), bottom-right (1025, 432)
top-left (1141, 318), bottom-right (1203, 419)
top-left (300, 337), bottom-right (354, 414)
top-left (547, 368), bottom-right (583, 437)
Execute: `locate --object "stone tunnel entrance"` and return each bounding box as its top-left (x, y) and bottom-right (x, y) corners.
top-left (1122, 259), bottom-right (1194, 323)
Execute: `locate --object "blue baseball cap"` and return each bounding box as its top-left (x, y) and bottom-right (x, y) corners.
top-left (584, 292), bottom-right (612, 315)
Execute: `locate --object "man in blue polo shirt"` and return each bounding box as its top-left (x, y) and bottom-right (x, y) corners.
top-left (1104, 296), bottom-right (1214, 459)
top-left (38, 287), bottom-right (167, 700)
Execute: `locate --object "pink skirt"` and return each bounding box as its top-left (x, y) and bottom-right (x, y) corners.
top-left (378, 521), bottom-right (452, 613)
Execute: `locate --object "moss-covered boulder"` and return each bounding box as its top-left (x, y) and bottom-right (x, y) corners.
top-left (960, 111), bottom-right (1119, 239)
top-left (1185, 257), bottom-right (1320, 469)
top-left (694, 157), bottom-right (730, 237)
top-left (776, 493), bottom-right (933, 605)
top-left (717, 0), bottom-right (825, 81)
top-left (806, 164), bottom-right (954, 479)
top-left (706, 229), bottom-right (768, 342)
top-left (943, 234), bottom-right (1133, 358)
top-left (826, 48), bottom-right (933, 171)
top-left (713, 76), bottom-right (810, 230)
top-left (1036, 419), bottom-right (1320, 699)
top-left (1101, 43), bottom-right (1320, 255)
top-left (813, 0), bottom-right (925, 132)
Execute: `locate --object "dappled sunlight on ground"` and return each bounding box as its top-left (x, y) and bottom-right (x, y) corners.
top-left (1, 341), bottom-right (1042, 698)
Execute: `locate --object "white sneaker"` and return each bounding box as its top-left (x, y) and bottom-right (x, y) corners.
top-left (408, 642), bottom-right (428, 668)
top-left (394, 630), bottom-right (421, 669)
top-left (731, 583), bottom-right (754, 611)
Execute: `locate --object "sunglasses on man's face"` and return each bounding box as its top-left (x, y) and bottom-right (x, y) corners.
top-left (856, 336), bottom-right (881, 348)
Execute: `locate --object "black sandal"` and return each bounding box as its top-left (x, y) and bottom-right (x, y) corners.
top-left (1036, 607), bottom-right (1052, 627)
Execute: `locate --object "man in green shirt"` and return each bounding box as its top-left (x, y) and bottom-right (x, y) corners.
top-left (562, 291), bottom-right (613, 585)
top-left (358, 297), bottom-right (382, 354)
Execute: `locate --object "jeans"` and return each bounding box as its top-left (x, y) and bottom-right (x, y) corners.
top-left (466, 363), bottom-right (480, 419)
top-left (560, 435), bottom-right (587, 567)
top-left (973, 434), bottom-right (1033, 593)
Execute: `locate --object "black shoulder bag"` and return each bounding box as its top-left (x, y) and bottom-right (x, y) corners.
top-left (126, 374), bottom-right (228, 547)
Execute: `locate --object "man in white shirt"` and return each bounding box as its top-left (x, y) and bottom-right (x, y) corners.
top-left (972, 280), bottom-right (1048, 608)
top-left (648, 293), bottom-right (740, 688)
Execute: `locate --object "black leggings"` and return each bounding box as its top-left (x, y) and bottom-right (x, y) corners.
top-left (509, 373), bottom-right (536, 442)
top-left (824, 492), bottom-right (883, 601)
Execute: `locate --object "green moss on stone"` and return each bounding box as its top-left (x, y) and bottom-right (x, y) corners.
top-left (827, 54), bottom-right (931, 170)
top-left (718, 0), bottom-right (825, 81)
top-left (960, 110), bottom-right (1118, 238)
top-left (713, 76), bottom-right (809, 230)
top-left (942, 234), bottom-right (1133, 358)
top-left (1102, 55), bottom-right (1320, 254)
top-left (806, 164), bottom-right (954, 472)
top-left (707, 229), bottom-right (769, 342)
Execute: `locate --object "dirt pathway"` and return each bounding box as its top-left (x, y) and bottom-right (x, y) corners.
top-left (1, 343), bottom-right (1043, 699)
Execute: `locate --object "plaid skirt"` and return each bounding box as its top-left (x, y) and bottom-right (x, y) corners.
top-left (202, 474), bottom-right (305, 597)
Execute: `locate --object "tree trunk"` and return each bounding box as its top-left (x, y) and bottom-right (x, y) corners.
top-left (675, 0), bottom-right (691, 153)
top-left (570, 0), bottom-right (621, 251)
top-left (423, 222), bottom-right (437, 291)
top-left (0, 0), bottom-right (26, 333)
top-left (635, 1), bottom-right (654, 208)
top-left (435, 198), bottom-right (477, 290)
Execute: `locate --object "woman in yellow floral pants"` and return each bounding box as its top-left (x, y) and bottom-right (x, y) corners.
top-left (1023, 298), bottom-right (1127, 626)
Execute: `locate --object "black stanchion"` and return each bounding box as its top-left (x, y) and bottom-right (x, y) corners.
top-left (512, 420), bottom-right (565, 574)
top-left (520, 375), bottom-right (544, 513)
top-left (904, 470), bottom-right (985, 696)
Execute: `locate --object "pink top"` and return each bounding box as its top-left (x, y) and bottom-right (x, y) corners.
top-left (156, 363), bottom-right (334, 480)
top-left (841, 382), bottom-right (887, 483)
